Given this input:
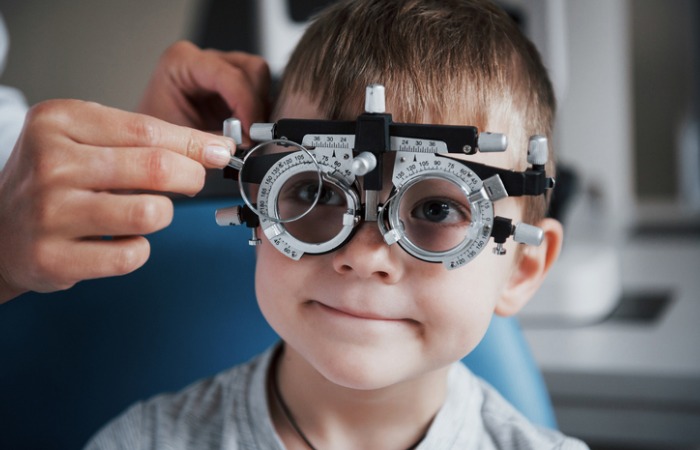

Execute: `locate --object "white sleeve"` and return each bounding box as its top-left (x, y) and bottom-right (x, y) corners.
top-left (0, 12), bottom-right (28, 171)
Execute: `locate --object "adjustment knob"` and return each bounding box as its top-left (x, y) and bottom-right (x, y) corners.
top-left (250, 123), bottom-right (275, 142)
top-left (215, 206), bottom-right (243, 226)
top-left (478, 132), bottom-right (508, 152)
top-left (527, 135), bottom-right (548, 166)
top-left (365, 84), bottom-right (386, 114)
top-left (512, 222), bottom-right (544, 246)
top-left (351, 151), bottom-right (377, 176)
top-left (223, 118), bottom-right (242, 144)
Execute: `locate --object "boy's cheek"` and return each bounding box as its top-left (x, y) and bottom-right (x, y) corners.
top-left (255, 238), bottom-right (289, 279)
top-left (418, 285), bottom-right (499, 363)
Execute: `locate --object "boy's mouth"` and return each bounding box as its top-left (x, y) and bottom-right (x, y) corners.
top-left (307, 300), bottom-right (416, 324)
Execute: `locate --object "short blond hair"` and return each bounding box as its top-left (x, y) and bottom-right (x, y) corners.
top-left (277, 0), bottom-right (556, 223)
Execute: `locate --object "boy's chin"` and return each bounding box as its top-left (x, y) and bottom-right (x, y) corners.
top-left (320, 365), bottom-right (403, 392)
top-left (304, 344), bottom-right (444, 392)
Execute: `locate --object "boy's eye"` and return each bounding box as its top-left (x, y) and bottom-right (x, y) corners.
top-left (396, 178), bottom-right (473, 252)
top-left (420, 200), bottom-right (450, 222)
top-left (288, 181), bottom-right (344, 206)
top-left (411, 198), bottom-right (470, 225)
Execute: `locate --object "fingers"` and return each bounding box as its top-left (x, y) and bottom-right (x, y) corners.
top-left (29, 236), bottom-right (152, 293)
top-left (137, 41), bottom-right (271, 143)
top-left (13, 189), bottom-right (172, 293)
top-left (29, 99), bottom-right (235, 169)
top-left (185, 47), bottom-right (271, 137)
top-left (75, 236), bottom-right (151, 280)
top-left (0, 41), bottom-right (272, 300)
top-left (217, 51), bottom-right (271, 102)
top-left (51, 192), bottom-right (175, 238)
top-left (71, 145), bottom-right (207, 196)
top-left (0, 43), bottom-right (270, 300)
top-left (209, 50), bottom-right (272, 127)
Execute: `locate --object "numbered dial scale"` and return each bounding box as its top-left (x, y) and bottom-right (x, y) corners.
top-left (381, 152), bottom-right (494, 269)
top-left (257, 145), bottom-right (359, 261)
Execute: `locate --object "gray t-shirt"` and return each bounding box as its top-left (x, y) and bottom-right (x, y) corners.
top-left (85, 347), bottom-right (588, 449)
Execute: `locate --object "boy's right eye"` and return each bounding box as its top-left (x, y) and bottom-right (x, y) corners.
top-left (276, 175), bottom-right (350, 245)
top-left (410, 197), bottom-right (471, 225)
top-left (292, 182), bottom-right (344, 206)
top-left (396, 178), bottom-right (473, 252)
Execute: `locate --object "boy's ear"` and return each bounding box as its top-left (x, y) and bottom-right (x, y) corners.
top-left (495, 218), bottom-right (564, 317)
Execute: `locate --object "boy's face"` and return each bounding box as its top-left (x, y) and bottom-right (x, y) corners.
top-left (255, 92), bottom-right (527, 391)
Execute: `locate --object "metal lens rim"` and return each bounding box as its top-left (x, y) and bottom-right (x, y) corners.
top-left (237, 139), bottom-right (323, 224)
top-left (387, 173), bottom-right (478, 263)
top-left (268, 174), bottom-right (361, 255)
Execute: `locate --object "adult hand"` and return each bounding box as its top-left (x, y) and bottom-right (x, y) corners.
top-left (137, 41), bottom-right (271, 143)
top-left (0, 99), bottom-right (236, 303)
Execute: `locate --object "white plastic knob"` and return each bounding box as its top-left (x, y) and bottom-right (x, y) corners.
top-left (351, 151), bottom-right (377, 176)
top-left (250, 123), bottom-right (275, 142)
top-left (513, 222), bottom-right (544, 246)
top-left (527, 135), bottom-right (548, 166)
top-left (365, 84), bottom-right (386, 114)
top-left (215, 206), bottom-right (243, 226)
top-left (478, 132), bottom-right (508, 152)
top-left (223, 118), bottom-right (242, 144)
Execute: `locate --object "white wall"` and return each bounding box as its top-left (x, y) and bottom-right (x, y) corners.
top-left (557, 0), bottom-right (634, 235)
top-left (0, 0), bottom-right (202, 110)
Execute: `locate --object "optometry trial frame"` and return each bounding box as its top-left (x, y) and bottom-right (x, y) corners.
top-left (215, 84), bottom-right (554, 270)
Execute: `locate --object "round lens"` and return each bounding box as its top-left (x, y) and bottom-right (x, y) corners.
top-left (277, 175), bottom-right (349, 244)
top-left (398, 177), bottom-right (472, 252)
top-left (239, 140), bottom-right (323, 224)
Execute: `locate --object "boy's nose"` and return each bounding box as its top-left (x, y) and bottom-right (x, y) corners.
top-left (331, 222), bottom-right (405, 282)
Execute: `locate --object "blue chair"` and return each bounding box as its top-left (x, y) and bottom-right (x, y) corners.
top-left (0, 198), bottom-right (556, 450)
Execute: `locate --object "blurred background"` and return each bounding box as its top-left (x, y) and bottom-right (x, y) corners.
top-left (1, 0), bottom-right (699, 449)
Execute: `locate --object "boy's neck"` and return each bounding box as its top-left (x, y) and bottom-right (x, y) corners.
top-left (268, 344), bottom-right (449, 450)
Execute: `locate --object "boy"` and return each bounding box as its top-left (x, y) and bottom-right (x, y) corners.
top-left (87, 0), bottom-right (586, 448)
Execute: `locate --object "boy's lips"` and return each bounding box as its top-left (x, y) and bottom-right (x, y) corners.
top-left (307, 300), bottom-right (415, 323)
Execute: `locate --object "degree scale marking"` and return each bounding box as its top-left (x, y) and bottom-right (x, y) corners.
top-left (301, 134), bottom-right (449, 153)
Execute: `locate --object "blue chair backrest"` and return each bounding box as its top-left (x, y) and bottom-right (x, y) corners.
top-left (0, 199), bottom-right (556, 450)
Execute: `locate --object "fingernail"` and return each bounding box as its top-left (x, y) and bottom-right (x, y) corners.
top-left (204, 145), bottom-right (232, 167)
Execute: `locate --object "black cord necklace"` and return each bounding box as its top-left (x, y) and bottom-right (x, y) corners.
top-left (271, 352), bottom-right (427, 450)
top-left (271, 364), bottom-right (318, 450)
